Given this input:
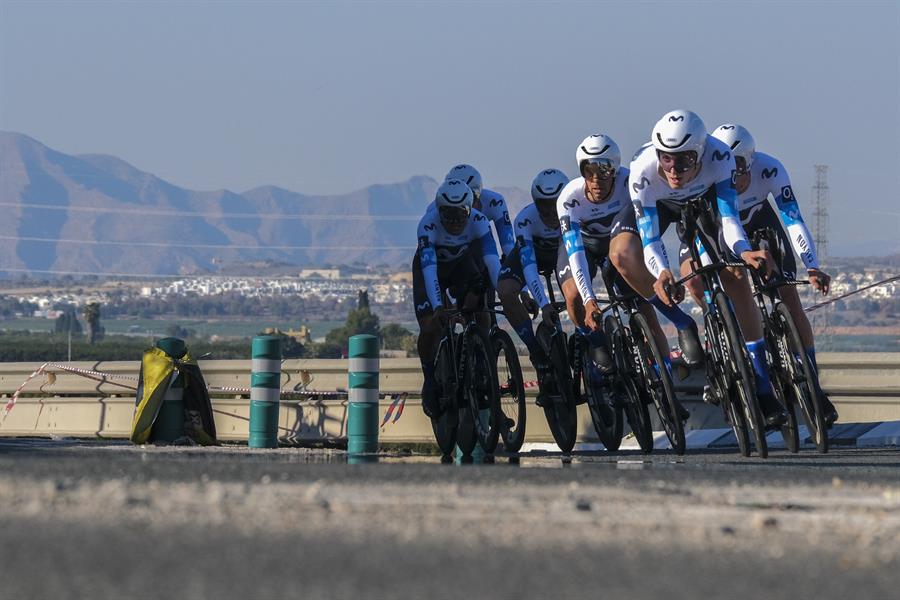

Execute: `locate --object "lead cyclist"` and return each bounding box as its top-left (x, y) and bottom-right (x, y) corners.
top-left (709, 123), bottom-right (838, 427)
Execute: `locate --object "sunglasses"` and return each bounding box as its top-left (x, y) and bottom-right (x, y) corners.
top-left (734, 156), bottom-right (750, 176)
top-left (439, 206), bottom-right (470, 225)
top-left (581, 161), bottom-right (616, 181)
top-left (657, 150), bottom-right (698, 174)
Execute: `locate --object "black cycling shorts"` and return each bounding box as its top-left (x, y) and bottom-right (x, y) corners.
top-left (498, 242), bottom-right (559, 288)
top-left (411, 249), bottom-right (487, 319)
top-left (738, 202), bottom-right (797, 279)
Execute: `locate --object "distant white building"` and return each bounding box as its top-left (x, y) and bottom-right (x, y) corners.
top-left (299, 268), bottom-right (342, 280)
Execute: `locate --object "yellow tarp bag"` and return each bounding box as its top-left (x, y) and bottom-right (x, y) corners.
top-left (130, 346), bottom-right (218, 445)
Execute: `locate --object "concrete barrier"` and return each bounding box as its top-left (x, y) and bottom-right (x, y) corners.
top-left (1, 353), bottom-right (898, 443)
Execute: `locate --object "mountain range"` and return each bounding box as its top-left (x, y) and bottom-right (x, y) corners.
top-left (0, 132), bottom-right (530, 276)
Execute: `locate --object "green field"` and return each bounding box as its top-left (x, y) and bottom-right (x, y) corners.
top-left (0, 318), bottom-right (346, 340)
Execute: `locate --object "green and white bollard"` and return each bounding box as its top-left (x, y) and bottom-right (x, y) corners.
top-left (249, 335), bottom-right (282, 449)
top-left (151, 337), bottom-right (186, 443)
top-left (347, 334), bottom-right (379, 457)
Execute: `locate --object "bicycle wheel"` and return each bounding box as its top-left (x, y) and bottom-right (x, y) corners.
top-left (537, 322), bottom-right (578, 452)
top-left (631, 312), bottom-right (685, 455)
top-left (431, 338), bottom-right (458, 456)
top-left (605, 316), bottom-right (653, 453)
top-left (704, 308), bottom-right (751, 457)
top-left (775, 302), bottom-right (827, 453)
top-left (764, 322), bottom-right (799, 453)
top-left (715, 292), bottom-right (768, 459)
top-left (465, 325), bottom-right (501, 454)
top-left (492, 328), bottom-right (527, 453)
top-left (574, 334), bottom-right (623, 451)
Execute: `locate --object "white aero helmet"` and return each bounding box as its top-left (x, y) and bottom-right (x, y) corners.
top-left (435, 178), bottom-right (474, 211)
top-left (445, 164), bottom-right (483, 197)
top-left (651, 109), bottom-right (707, 157)
top-left (712, 123), bottom-right (756, 167)
top-left (576, 134), bottom-right (621, 172)
top-left (531, 168), bottom-right (569, 201)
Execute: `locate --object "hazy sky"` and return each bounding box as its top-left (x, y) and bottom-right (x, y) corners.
top-left (1, 0), bottom-right (898, 254)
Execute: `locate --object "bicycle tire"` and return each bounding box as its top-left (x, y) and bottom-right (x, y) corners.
top-left (716, 292), bottom-right (768, 458)
top-left (492, 328), bottom-right (527, 453)
top-left (465, 325), bottom-right (501, 454)
top-left (605, 316), bottom-right (653, 453)
top-left (775, 302), bottom-right (828, 453)
top-left (631, 312), bottom-right (685, 455)
top-left (537, 322), bottom-right (578, 452)
top-left (431, 338), bottom-right (458, 456)
top-left (764, 315), bottom-right (799, 453)
top-left (704, 307), bottom-right (751, 457)
top-left (574, 334), bottom-right (623, 451)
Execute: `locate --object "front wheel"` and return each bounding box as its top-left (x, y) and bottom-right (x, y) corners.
top-left (573, 334), bottom-right (623, 452)
top-left (492, 328), bottom-right (527, 453)
top-left (775, 302), bottom-right (828, 453)
top-left (431, 338), bottom-right (458, 456)
top-left (537, 322), bottom-right (578, 452)
top-left (716, 292), bottom-right (768, 459)
top-left (630, 312), bottom-right (685, 455)
top-left (605, 316), bottom-right (653, 453)
top-left (465, 325), bottom-right (501, 454)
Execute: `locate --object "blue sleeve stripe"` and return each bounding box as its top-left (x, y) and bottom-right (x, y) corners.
top-left (715, 179), bottom-right (739, 218)
top-left (563, 224), bottom-right (584, 257)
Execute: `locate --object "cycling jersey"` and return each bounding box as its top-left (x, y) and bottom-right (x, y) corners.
top-left (630, 135), bottom-right (751, 278)
top-left (557, 169), bottom-right (636, 303)
top-left (507, 204), bottom-right (561, 307)
top-left (736, 152), bottom-right (818, 270)
top-left (426, 187), bottom-right (515, 256)
top-left (416, 206), bottom-right (501, 311)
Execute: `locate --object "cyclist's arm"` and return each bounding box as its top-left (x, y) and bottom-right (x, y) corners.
top-left (418, 237), bottom-right (443, 310)
top-left (478, 232), bottom-right (501, 289)
top-left (770, 175), bottom-right (819, 271)
top-left (494, 211), bottom-right (516, 257)
top-left (634, 200), bottom-right (669, 279)
top-left (519, 237), bottom-right (550, 308)
top-left (561, 217), bottom-right (596, 303)
top-left (715, 178), bottom-right (752, 257)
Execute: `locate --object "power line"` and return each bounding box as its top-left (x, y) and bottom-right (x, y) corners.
top-left (0, 201), bottom-right (421, 221)
top-left (0, 234), bottom-right (414, 251)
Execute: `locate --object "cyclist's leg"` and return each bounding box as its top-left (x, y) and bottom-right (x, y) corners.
top-left (453, 251), bottom-right (491, 333)
top-left (559, 241), bottom-right (613, 373)
top-left (497, 246), bottom-right (543, 356)
top-left (412, 251), bottom-right (444, 414)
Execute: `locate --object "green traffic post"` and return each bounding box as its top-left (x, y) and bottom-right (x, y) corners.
top-left (249, 335), bottom-right (282, 448)
top-left (347, 334), bottom-right (379, 457)
top-left (150, 337), bottom-right (186, 443)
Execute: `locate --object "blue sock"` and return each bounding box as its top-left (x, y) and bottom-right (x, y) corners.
top-left (648, 294), bottom-right (695, 331)
top-left (514, 321), bottom-right (540, 355)
top-left (746, 338), bottom-right (773, 396)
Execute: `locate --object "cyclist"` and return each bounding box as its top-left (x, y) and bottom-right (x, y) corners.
top-left (444, 164), bottom-right (516, 257)
top-left (558, 134), bottom-right (701, 384)
top-left (497, 168), bottom-right (568, 376)
top-left (413, 178), bottom-right (501, 417)
top-left (710, 123), bottom-right (838, 426)
top-left (628, 109), bottom-right (788, 427)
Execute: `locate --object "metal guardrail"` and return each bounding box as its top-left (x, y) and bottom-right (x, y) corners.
top-left (1, 354), bottom-right (899, 443)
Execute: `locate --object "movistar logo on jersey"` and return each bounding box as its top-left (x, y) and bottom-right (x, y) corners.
top-left (632, 176), bottom-right (650, 194)
top-left (416, 301), bottom-right (431, 311)
top-left (517, 218), bottom-right (532, 229)
top-left (490, 198), bottom-right (502, 207)
top-left (424, 223), bottom-right (436, 231)
top-left (563, 198), bottom-right (580, 210)
top-left (475, 214), bottom-right (486, 222)
top-left (762, 168), bottom-right (778, 179)
top-left (712, 150), bottom-right (731, 161)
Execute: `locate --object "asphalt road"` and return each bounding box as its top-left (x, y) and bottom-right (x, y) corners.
top-left (1, 439), bottom-right (898, 599)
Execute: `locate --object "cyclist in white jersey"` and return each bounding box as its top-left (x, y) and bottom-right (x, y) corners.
top-left (628, 109), bottom-right (788, 427)
top-left (710, 123), bottom-right (838, 425)
top-left (558, 134), bottom-right (702, 388)
top-left (443, 164), bottom-right (516, 256)
top-left (412, 178), bottom-right (501, 416)
top-left (497, 168), bottom-right (568, 376)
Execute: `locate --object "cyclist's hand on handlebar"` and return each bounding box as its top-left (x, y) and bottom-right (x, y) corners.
top-left (519, 291), bottom-right (539, 318)
top-left (653, 270), bottom-right (683, 306)
top-left (584, 299), bottom-right (602, 331)
top-left (540, 304), bottom-right (557, 328)
top-left (740, 249), bottom-right (774, 279)
top-left (808, 268), bottom-right (831, 295)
